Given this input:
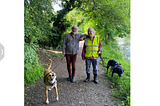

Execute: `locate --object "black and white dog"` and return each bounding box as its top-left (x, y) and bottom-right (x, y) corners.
top-left (106, 60), bottom-right (124, 79)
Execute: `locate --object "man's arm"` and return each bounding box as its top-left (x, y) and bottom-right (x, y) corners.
top-left (79, 34), bottom-right (88, 41)
top-left (81, 42), bottom-right (86, 60)
top-left (98, 39), bottom-right (102, 55)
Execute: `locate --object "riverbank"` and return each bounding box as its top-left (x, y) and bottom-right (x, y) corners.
top-left (101, 42), bottom-right (130, 106)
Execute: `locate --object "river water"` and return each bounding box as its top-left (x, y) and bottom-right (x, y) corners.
top-left (116, 37), bottom-right (130, 62)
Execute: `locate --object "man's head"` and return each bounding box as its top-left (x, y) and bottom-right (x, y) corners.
top-left (88, 27), bottom-right (95, 38)
top-left (72, 25), bottom-right (79, 35)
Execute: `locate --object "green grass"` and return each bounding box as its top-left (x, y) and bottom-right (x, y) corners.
top-left (101, 42), bottom-right (130, 106)
top-left (24, 64), bottom-right (44, 87)
top-left (54, 53), bottom-right (63, 57)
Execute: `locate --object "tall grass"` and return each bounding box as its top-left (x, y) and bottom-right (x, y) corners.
top-left (101, 42), bottom-right (130, 106)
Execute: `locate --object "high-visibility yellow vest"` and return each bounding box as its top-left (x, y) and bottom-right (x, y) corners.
top-left (85, 35), bottom-right (99, 57)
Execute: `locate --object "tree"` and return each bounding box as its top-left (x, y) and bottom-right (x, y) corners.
top-left (24, 0), bottom-right (54, 48)
top-left (79, 0), bottom-right (130, 43)
top-left (24, 0), bottom-right (130, 47)
top-left (50, 0), bottom-right (83, 48)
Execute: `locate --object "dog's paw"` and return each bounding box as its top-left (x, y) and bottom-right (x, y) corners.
top-left (46, 100), bottom-right (49, 104)
top-left (56, 97), bottom-right (59, 101)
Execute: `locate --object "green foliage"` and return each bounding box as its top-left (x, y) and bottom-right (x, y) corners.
top-left (101, 42), bottom-right (130, 106)
top-left (54, 53), bottom-right (62, 57)
top-left (51, 0), bottom-right (84, 47)
top-left (24, 43), bottom-right (44, 86)
top-left (24, 64), bottom-right (44, 86)
top-left (62, 0), bottom-right (130, 44)
top-left (24, 0), bottom-right (130, 48)
top-left (24, 43), bottom-right (39, 66)
top-left (78, 0), bottom-right (130, 44)
top-left (24, 0), bottom-right (56, 48)
top-left (24, 0), bottom-right (84, 48)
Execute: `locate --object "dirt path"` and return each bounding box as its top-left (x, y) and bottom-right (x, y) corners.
top-left (24, 41), bottom-right (121, 106)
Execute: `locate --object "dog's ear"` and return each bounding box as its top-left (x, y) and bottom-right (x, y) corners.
top-left (51, 72), bottom-right (55, 75)
top-left (46, 74), bottom-right (50, 81)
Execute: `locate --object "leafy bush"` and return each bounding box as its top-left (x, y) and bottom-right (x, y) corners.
top-left (24, 64), bottom-right (44, 86)
top-left (101, 42), bottom-right (130, 106)
top-left (24, 43), bottom-right (44, 86)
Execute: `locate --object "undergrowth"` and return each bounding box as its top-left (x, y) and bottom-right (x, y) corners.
top-left (101, 42), bottom-right (130, 106)
top-left (24, 43), bottom-right (63, 87)
top-left (24, 43), bottom-right (44, 87)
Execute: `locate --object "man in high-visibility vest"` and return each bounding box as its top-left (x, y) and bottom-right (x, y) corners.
top-left (81, 27), bottom-right (102, 84)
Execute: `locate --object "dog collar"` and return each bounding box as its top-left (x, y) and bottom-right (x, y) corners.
top-left (44, 79), bottom-right (57, 86)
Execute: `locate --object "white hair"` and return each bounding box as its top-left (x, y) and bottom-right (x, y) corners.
top-left (72, 25), bottom-right (79, 32)
top-left (88, 27), bottom-right (95, 33)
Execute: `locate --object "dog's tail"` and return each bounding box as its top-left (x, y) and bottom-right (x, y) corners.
top-left (48, 59), bottom-right (52, 70)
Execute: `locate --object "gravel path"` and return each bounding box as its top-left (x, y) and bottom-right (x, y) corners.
top-left (24, 41), bottom-right (120, 106)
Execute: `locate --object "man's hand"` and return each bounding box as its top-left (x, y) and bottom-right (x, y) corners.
top-left (63, 53), bottom-right (65, 56)
top-left (79, 34), bottom-right (88, 41)
top-left (98, 51), bottom-right (101, 56)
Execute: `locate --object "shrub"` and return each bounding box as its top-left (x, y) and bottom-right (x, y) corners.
top-left (24, 43), bottom-right (44, 86)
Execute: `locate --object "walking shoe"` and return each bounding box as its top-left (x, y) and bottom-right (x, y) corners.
top-left (67, 75), bottom-right (72, 81)
top-left (94, 74), bottom-right (98, 84)
top-left (84, 74), bottom-right (90, 82)
top-left (71, 77), bottom-right (75, 83)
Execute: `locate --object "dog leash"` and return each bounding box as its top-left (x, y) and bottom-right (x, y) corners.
top-left (52, 55), bottom-right (66, 72)
top-left (99, 54), bottom-right (109, 68)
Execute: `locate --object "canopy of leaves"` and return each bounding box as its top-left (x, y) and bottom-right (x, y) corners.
top-left (24, 0), bottom-right (130, 47)
top-left (79, 0), bottom-right (130, 43)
